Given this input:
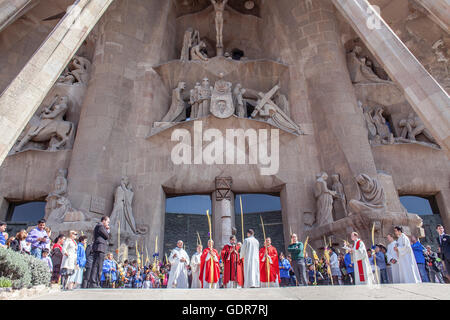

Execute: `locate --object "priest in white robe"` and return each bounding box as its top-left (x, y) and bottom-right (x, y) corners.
top-left (386, 234), bottom-right (400, 283)
top-left (190, 244), bottom-right (203, 289)
top-left (239, 229), bottom-right (260, 288)
top-left (167, 240), bottom-right (190, 288)
top-left (393, 226), bottom-right (421, 284)
top-left (349, 232), bottom-right (375, 285)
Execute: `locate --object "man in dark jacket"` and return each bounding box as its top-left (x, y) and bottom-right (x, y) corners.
top-left (89, 216), bottom-right (110, 288)
top-left (436, 224), bottom-right (450, 282)
top-left (82, 243), bottom-right (94, 288)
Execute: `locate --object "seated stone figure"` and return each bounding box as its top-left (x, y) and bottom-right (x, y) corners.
top-left (399, 113), bottom-right (437, 144)
top-left (347, 46), bottom-right (392, 84)
top-left (14, 95), bottom-right (75, 153)
top-left (190, 41), bottom-right (209, 62)
top-left (348, 174), bottom-right (386, 216)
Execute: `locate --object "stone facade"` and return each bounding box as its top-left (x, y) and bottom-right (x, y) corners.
top-left (0, 0), bottom-right (448, 256)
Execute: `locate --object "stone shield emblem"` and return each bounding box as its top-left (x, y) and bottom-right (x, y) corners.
top-left (210, 79), bottom-right (235, 119)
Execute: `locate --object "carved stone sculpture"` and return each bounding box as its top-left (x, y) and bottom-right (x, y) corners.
top-left (348, 174), bottom-right (387, 216)
top-left (14, 95), bottom-right (75, 153)
top-left (180, 28), bottom-right (200, 62)
top-left (251, 85), bottom-right (302, 134)
top-left (57, 56), bottom-right (91, 85)
top-left (347, 46), bottom-right (392, 84)
top-left (190, 41), bottom-right (209, 62)
top-left (371, 107), bottom-right (395, 144)
top-left (46, 169), bottom-right (86, 224)
top-left (233, 83), bottom-right (246, 118)
top-left (161, 82), bottom-right (187, 122)
top-left (331, 173), bottom-right (348, 217)
top-left (362, 104), bottom-right (377, 140)
top-left (399, 113), bottom-right (437, 144)
top-left (197, 78), bottom-right (213, 118)
top-left (273, 91), bottom-right (290, 117)
top-left (109, 176), bottom-right (145, 235)
top-left (314, 172), bottom-right (336, 226)
top-left (210, 76), bottom-right (234, 118)
top-left (210, 0), bottom-right (228, 52)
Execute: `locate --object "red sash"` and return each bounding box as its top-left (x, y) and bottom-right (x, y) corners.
top-left (355, 240), bottom-right (365, 282)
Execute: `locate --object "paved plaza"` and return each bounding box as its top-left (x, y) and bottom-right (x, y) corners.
top-left (29, 284), bottom-right (450, 300)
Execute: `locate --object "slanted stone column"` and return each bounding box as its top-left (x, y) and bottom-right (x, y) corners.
top-left (0, 0), bottom-right (37, 33)
top-left (331, 0), bottom-right (450, 156)
top-left (414, 0), bottom-right (449, 32)
top-left (212, 177), bottom-right (235, 249)
top-left (0, 0), bottom-right (115, 167)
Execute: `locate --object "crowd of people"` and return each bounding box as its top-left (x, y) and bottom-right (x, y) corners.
top-left (1, 217), bottom-right (449, 290)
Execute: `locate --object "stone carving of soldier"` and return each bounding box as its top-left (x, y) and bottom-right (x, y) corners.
top-left (399, 113), bottom-right (437, 144)
top-left (197, 78), bottom-right (213, 118)
top-left (161, 82), bottom-right (187, 122)
top-left (14, 95), bottom-right (73, 152)
top-left (348, 174), bottom-right (386, 216)
top-left (233, 83), bottom-right (246, 118)
top-left (331, 174), bottom-right (348, 217)
top-left (314, 172), bottom-right (336, 226)
top-left (110, 176), bottom-right (141, 235)
top-left (189, 82), bottom-right (201, 119)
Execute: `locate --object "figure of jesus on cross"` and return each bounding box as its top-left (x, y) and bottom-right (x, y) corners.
top-left (210, 0), bottom-right (228, 53)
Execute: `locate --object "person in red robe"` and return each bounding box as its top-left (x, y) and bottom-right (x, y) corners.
top-left (259, 237), bottom-right (281, 287)
top-left (199, 239), bottom-right (220, 289)
top-left (236, 242), bottom-right (244, 288)
top-left (221, 235), bottom-right (240, 288)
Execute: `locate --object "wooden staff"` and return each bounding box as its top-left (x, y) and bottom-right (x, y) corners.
top-left (372, 223), bottom-right (380, 285)
top-left (239, 196), bottom-right (244, 243)
top-left (260, 215), bottom-right (270, 288)
top-left (206, 210), bottom-right (214, 288)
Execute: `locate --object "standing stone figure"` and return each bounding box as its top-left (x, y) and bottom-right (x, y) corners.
top-left (180, 28), bottom-right (200, 62)
top-left (197, 78), bottom-right (213, 118)
top-left (14, 95), bottom-right (74, 152)
top-left (371, 107), bottom-right (394, 144)
top-left (45, 169), bottom-right (68, 221)
top-left (331, 174), bottom-right (348, 217)
top-left (190, 82), bottom-right (201, 119)
top-left (233, 83), bottom-right (246, 118)
top-left (46, 169), bottom-right (85, 224)
top-left (161, 82), bottom-right (187, 122)
top-left (210, 0), bottom-right (228, 50)
top-left (314, 172), bottom-right (337, 226)
top-left (109, 176), bottom-right (139, 235)
top-left (348, 174), bottom-right (386, 216)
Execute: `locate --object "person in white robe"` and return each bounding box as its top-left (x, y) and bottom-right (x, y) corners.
top-left (167, 240), bottom-right (190, 288)
top-left (348, 232), bottom-right (375, 285)
top-left (386, 234), bottom-right (400, 283)
top-left (393, 226), bottom-right (421, 284)
top-left (239, 229), bottom-right (260, 288)
top-left (190, 244), bottom-right (202, 289)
